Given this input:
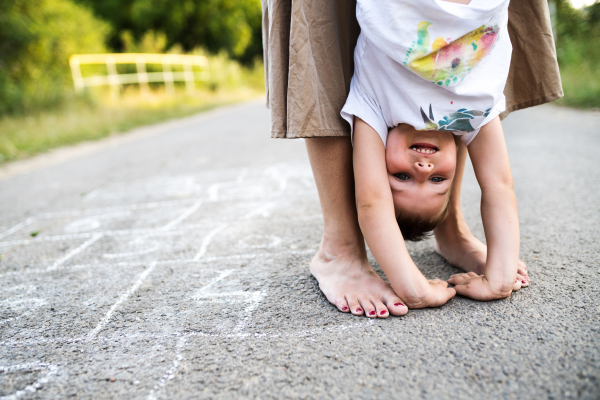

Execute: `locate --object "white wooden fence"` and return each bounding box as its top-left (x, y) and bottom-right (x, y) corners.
top-left (69, 53), bottom-right (209, 95)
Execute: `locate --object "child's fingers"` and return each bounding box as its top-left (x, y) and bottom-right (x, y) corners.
top-left (452, 284), bottom-right (470, 298)
top-left (429, 278), bottom-right (449, 288)
top-left (448, 272), bottom-right (477, 285)
top-left (430, 280), bottom-right (456, 306)
top-left (442, 286), bottom-right (457, 303)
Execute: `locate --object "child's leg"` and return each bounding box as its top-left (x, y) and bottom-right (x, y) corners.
top-left (433, 137), bottom-right (529, 286)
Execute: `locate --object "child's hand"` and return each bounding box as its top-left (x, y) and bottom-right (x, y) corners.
top-left (427, 279), bottom-right (457, 307)
top-left (448, 272), bottom-right (521, 301)
top-left (405, 279), bottom-right (456, 308)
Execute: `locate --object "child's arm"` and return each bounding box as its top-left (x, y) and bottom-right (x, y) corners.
top-left (448, 117), bottom-right (521, 299)
top-left (353, 117), bottom-right (456, 308)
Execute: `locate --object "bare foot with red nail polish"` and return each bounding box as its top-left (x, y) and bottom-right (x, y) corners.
top-left (434, 220), bottom-right (529, 287)
top-left (310, 245), bottom-right (408, 318)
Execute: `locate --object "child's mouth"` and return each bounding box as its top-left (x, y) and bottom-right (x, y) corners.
top-left (410, 143), bottom-right (438, 154)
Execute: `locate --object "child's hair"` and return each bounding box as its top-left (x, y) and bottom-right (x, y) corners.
top-left (396, 202), bottom-right (451, 242)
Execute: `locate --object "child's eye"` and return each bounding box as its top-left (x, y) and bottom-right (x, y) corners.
top-left (429, 177), bottom-right (445, 183)
top-left (394, 173), bottom-right (410, 180)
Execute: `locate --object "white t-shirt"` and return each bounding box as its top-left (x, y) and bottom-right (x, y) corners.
top-left (341, 0), bottom-right (512, 147)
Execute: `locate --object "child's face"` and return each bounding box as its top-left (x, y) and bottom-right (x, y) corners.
top-left (386, 124), bottom-right (457, 220)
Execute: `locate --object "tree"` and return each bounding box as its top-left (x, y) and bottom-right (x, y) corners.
top-left (74, 0), bottom-right (263, 64)
top-left (0, 0), bottom-right (110, 114)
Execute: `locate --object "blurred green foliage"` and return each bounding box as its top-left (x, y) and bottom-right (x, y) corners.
top-left (0, 0), bottom-right (263, 117)
top-left (0, 0), bottom-right (109, 115)
top-left (554, 0), bottom-right (600, 108)
top-left (73, 0), bottom-right (262, 64)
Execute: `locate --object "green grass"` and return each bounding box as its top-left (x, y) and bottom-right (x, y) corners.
top-left (0, 54), bottom-right (265, 163)
top-left (0, 87), bottom-right (262, 163)
top-left (555, 34), bottom-right (600, 109)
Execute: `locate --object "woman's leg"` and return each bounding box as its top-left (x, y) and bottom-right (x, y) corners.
top-left (306, 137), bottom-right (407, 317)
top-left (433, 139), bottom-right (529, 284)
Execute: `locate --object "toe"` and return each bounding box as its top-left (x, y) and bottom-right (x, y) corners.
top-left (347, 297), bottom-right (363, 316)
top-left (516, 274), bottom-right (529, 288)
top-left (518, 260), bottom-right (528, 276)
top-left (359, 299), bottom-right (377, 318)
top-left (512, 278), bottom-right (522, 291)
top-left (385, 297), bottom-right (408, 316)
top-left (337, 298), bottom-right (350, 313)
top-left (373, 301), bottom-right (389, 319)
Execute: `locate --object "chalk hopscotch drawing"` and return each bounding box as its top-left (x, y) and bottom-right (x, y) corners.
top-left (0, 163), bottom-right (370, 398)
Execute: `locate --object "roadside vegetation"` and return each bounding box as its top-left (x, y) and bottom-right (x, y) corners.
top-left (0, 0), bottom-right (597, 164)
top-left (554, 0), bottom-right (600, 108)
top-left (0, 0), bottom-right (264, 163)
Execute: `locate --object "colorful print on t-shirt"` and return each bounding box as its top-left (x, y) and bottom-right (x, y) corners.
top-left (403, 22), bottom-right (501, 87)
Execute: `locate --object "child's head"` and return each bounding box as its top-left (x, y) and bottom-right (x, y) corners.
top-left (386, 124), bottom-right (458, 241)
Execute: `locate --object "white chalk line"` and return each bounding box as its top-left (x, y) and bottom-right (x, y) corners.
top-left (0, 164), bottom-right (315, 235)
top-left (192, 224), bottom-right (228, 261)
top-left (0, 249), bottom-right (316, 279)
top-left (99, 198), bottom-right (202, 259)
top-left (102, 240), bottom-right (161, 259)
top-left (193, 270), bottom-right (233, 293)
top-left (241, 203), bottom-right (275, 220)
top-left (74, 188), bottom-right (315, 217)
top-left (147, 339), bottom-right (186, 400)
top-left (0, 214), bottom-right (321, 248)
top-left (0, 320), bottom-right (375, 349)
top-left (0, 363), bottom-right (60, 400)
top-left (64, 211), bottom-right (131, 233)
top-left (86, 261), bottom-right (157, 340)
top-left (45, 233), bottom-right (103, 272)
top-left (190, 270), bottom-right (266, 333)
top-left (160, 199), bottom-right (203, 231)
top-left (0, 218), bottom-right (36, 241)
top-left (146, 269), bottom-right (239, 400)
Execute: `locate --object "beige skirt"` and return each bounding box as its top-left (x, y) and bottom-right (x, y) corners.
top-left (262, 0), bottom-right (564, 139)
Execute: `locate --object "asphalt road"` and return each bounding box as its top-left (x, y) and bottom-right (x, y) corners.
top-left (0, 100), bottom-right (599, 399)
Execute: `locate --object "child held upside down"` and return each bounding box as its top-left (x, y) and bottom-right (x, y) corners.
top-left (340, 0), bottom-right (529, 312)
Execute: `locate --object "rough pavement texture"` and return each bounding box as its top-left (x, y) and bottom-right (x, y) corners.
top-left (0, 101), bottom-right (599, 399)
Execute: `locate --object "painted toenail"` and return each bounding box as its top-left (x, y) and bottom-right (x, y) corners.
top-left (394, 302), bottom-right (404, 307)
top-left (380, 310), bottom-right (386, 315)
top-left (342, 306), bottom-right (348, 311)
top-left (522, 280), bottom-right (526, 284)
top-left (369, 311), bottom-right (376, 316)
top-left (356, 308), bottom-right (362, 313)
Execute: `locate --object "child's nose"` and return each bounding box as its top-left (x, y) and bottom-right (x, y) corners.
top-left (415, 161), bottom-right (433, 172)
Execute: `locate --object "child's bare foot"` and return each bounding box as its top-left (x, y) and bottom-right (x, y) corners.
top-left (448, 272), bottom-right (522, 300)
top-left (434, 221), bottom-right (529, 286)
top-left (310, 245), bottom-right (408, 318)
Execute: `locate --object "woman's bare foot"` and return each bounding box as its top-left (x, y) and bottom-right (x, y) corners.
top-left (434, 221), bottom-right (529, 286)
top-left (310, 245), bottom-right (408, 318)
